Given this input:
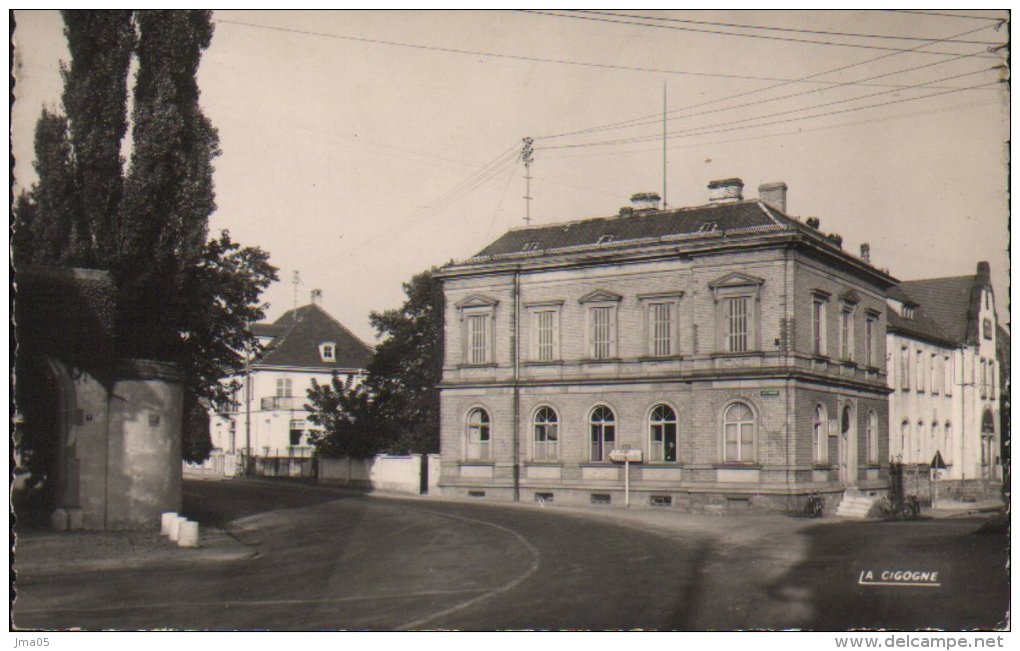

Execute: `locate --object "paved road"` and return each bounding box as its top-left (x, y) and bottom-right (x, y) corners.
top-left (13, 480), bottom-right (1008, 630)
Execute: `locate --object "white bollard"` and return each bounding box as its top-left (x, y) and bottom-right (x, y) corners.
top-left (168, 515), bottom-right (186, 542)
top-left (160, 512), bottom-right (178, 536)
top-left (177, 520), bottom-right (199, 548)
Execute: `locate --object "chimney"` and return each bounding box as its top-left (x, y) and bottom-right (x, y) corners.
top-left (860, 243), bottom-right (871, 262)
top-left (708, 178), bottom-right (744, 203)
top-left (806, 217), bottom-right (820, 230)
top-left (758, 182), bottom-right (788, 214)
top-left (977, 261), bottom-right (990, 281)
top-left (310, 289), bottom-right (323, 305)
top-left (629, 192), bottom-right (661, 212)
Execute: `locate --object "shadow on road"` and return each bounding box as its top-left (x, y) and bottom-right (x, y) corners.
top-left (765, 517), bottom-right (1009, 631)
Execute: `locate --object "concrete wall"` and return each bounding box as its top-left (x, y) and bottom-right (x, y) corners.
top-left (50, 358), bottom-right (183, 530)
top-left (319, 454), bottom-right (436, 495)
top-left (104, 361), bottom-right (183, 529)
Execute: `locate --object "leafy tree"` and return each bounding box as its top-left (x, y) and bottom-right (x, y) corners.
top-left (15, 11), bottom-right (278, 464)
top-left (305, 374), bottom-right (385, 460)
top-left (304, 269), bottom-right (443, 458)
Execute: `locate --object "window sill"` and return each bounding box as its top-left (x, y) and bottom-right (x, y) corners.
top-left (840, 360), bottom-right (858, 368)
top-left (458, 363), bottom-right (498, 369)
top-left (526, 461), bottom-right (563, 467)
top-left (523, 360), bottom-right (564, 367)
top-left (812, 464), bottom-right (833, 470)
top-left (580, 358), bottom-right (622, 363)
top-left (811, 354), bottom-right (830, 362)
top-left (579, 462), bottom-right (617, 467)
top-left (714, 463), bottom-right (762, 469)
top-left (638, 355), bottom-right (684, 362)
top-left (711, 351), bottom-right (764, 358)
top-left (458, 461), bottom-right (494, 467)
top-left (644, 462), bottom-right (682, 467)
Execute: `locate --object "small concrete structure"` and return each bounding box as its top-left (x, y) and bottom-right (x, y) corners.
top-left (14, 266), bottom-right (185, 531)
top-left (161, 512), bottom-right (178, 535)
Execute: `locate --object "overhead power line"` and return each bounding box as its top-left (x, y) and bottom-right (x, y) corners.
top-left (214, 18), bottom-right (991, 91)
top-left (541, 49), bottom-right (993, 141)
top-left (883, 10), bottom-right (1007, 21)
top-left (574, 10), bottom-right (1002, 45)
top-left (540, 99), bottom-right (1001, 161)
top-left (521, 10), bottom-right (1001, 58)
top-left (534, 22), bottom-right (999, 141)
top-left (538, 81), bottom-right (998, 151)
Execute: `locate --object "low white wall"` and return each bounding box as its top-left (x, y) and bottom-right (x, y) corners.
top-left (319, 454), bottom-right (431, 495)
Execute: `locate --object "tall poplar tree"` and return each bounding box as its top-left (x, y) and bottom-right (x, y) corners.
top-left (16, 10), bottom-right (278, 463)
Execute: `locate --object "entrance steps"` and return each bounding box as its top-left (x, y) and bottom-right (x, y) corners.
top-left (835, 491), bottom-right (878, 519)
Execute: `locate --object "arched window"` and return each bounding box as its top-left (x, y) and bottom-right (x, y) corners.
top-left (813, 404), bottom-right (828, 464)
top-left (649, 404), bottom-right (678, 463)
top-left (867, 411), bottom-right (879, 465)
top-left (533, 407), bottom-right (559, 461)
top-left (589, 405), bottom-right (616, 462)
top-left (466, 408), bottom-right (491, 460)
top-left (982, 409), bottom-right (995, 433)
top-left (723, 402), bottom-right (755, 463)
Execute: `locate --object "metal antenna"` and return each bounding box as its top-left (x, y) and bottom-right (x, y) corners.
top-left (522, 137), bottom-right (534, 225)
top-left (292, 270), bottom-right (302, 311)
top-left (662, 81), bottom-right (668, 210)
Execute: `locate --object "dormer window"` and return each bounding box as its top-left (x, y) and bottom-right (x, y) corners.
top-left (521, 241), bottom-right (540, 252)
top-left (597, 234), bottom-right (615, 244)
top-left (902, 305), bottom-right (915, 319)
top-left (319, 342), bottom-right (336, 362)
top-left (699, 222), bottom-right (717, 233)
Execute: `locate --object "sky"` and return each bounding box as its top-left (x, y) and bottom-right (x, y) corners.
top-left (11, 10), bottom-right (1011, 343)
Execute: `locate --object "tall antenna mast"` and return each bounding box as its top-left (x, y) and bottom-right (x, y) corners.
top-left (662, 82), bottom-right (668, 210)
top-left (522, 137), bottom-right (534, 225)
top-left (292, 270), bottom-right (301, 311)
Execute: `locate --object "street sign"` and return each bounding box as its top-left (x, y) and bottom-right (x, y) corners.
top-left (609, 449), bottom-right (643, 463)
top-left (931, 450), bottom-right (947, 470)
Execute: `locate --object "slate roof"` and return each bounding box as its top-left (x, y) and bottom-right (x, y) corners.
top-left (473, 200), bottom-right (797, 258)
top-left (885, 304), bottom-right (955, 347)
top-left (900, 274), bottom-right (983, 344)
top-left (255, 303), bottom-right (373, 370)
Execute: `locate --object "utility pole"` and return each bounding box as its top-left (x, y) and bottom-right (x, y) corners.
top-left (244, 341), bottom-right (252, 476)
top-left (522, 137), bottom-right (534, 225)
top-left (662, 82), bottom-right (668, 210)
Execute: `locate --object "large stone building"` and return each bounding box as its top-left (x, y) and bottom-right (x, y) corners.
top-left (885, 262), bottom-right (1003, 492)
top-left (436, 179), bottom-right (895, 512)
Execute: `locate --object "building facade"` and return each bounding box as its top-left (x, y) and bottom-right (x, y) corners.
top-left (436, 179), bottom-right (895, 512)
top-left (210, 290), bottom-right (373, 459)
top-left (886, 262), bottom-right (1003, 490)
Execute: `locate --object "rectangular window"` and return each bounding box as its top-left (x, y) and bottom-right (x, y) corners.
top-left (650, 302), bottom-right (674, 357)
top-left (725, 297), bottom-right (749, 352)
top-left (980, 359), bottom-right (987, 398)
top-left (467, 314), bottom-right (489, 364)
top-left (840, 308), bottom-right (854, 361)
top-left (944, 356), bottom-right (953, 396)
top-left (865, 315), bottom-right (877, 367)
top-left (901, 347), bottom-right (910, 390)
top-left (535, 310), bottom-right (555, 362)
top-left (916, 350), bottom-right (924, 393)
top-left (812, 298), bottom-right (826, 356)
top-left (590, 306), bottom-right (613, 359)
top-left (276, 377), bottom-right (292, 397)
top-left (930, 353), bottom-right (939, 394)
top-left (990, 360), bottom-right (996, 399)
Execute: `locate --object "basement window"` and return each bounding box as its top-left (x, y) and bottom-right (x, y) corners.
top-left (468, 490), bottom-right (486, 498)
top-left (535, 492), bottom-right (554, 503)
top-left (650, 495), bottom-right (673, 507)
top-left (590, 493), bottom-right (611, 505)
